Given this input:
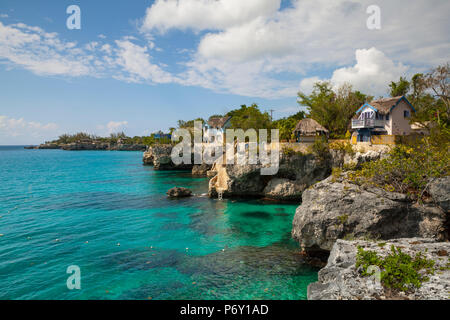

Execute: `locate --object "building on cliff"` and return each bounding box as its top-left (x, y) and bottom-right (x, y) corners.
top-left (293, 118), bottom-right (329, 143)
top-left (203, 116), bottom-right (232, 143)
top-left (351, 96), bottom-right (416, 143)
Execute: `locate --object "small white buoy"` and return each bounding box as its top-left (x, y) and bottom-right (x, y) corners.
top-left (55, 239), bottom-right (60, 242)
top-left (222, 249), bottom-right (225, 252)
top-left (186, 248), bottom-right (189, 251)
top-left (85, 241), bottom-right (89, 244)
top-left (117, 243), bottom-right (121, 246)
top-left (0, 234), bottom-right (4, 237)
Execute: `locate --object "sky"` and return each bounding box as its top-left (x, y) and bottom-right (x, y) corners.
top-left (0, 0), bottom-right (449, 145)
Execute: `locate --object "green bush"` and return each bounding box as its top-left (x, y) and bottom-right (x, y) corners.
top-left (356, 245), bottom-right (435, 292)
top-left (348, 132), bottom-right (449, 200)
top-left (308, 136), bottom-right (330, 161)
top-left (329, 140), bottom-right (355, 156)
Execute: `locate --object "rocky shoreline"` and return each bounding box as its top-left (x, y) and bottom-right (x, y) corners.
top-left (308, 238), bottom-right (450, 300)
top-left (29, 142), bottom-right (147, 151)
top-left (144, 143), bottom-right (449, 300)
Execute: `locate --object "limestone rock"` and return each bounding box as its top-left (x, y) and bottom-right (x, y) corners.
top-left (209, 152), bottom-right (331, 200)
top-left (429, 176), bottom-right (450, 213)
top-left (308, 238), bottom-right (450, 300)
top-left (263, 178), bottom-right (304, 201)
top-left (292, 176), bottom-right (447, 255)
top-left (192, 163), bottom-right (212, 176)
top-left (167, 187), bottom-right (192, 198)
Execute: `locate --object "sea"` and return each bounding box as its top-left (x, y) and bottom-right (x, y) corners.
top-left (0, 146), bottom-right (318, 300)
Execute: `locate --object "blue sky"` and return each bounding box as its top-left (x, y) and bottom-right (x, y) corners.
top-left (0, 0), bottom-right (449, 144)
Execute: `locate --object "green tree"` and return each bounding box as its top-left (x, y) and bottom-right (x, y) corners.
top-left (272, 111), bottom-right (306, 140)
top-left (389, 77), bottom-right (411, 97)
top-left (298, 82), bottom-right (370, 138)
top-left (227, 104), bottom-right (272, 131)
top-left (177, 118), bottom-right (205, 128)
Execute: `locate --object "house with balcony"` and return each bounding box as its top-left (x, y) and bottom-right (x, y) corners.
top-left (351, 96), bottom-right (415, 142)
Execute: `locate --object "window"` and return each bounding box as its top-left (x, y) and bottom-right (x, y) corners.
top-left (386, 114), bottom-right (390, 121)
top-left (404, 110), bottom-right (410, 118)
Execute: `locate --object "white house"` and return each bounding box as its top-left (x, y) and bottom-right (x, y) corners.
top-left (351, 96), bottom-right (416, 142)
top-left (203, 116), bottom-right (232, 143)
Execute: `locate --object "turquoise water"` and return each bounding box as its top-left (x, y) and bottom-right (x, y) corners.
top-left (0, 146), bottom-right (317, 300)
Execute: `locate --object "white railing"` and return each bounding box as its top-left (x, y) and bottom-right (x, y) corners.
top-left (352, 119), bottom-right (385, 129)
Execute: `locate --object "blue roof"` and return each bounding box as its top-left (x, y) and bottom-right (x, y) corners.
top-left (356, 103), bottom-right (378, 113)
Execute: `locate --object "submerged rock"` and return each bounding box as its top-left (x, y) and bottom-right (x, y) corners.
top-left (292, 175), bottom-right (447, 255)
top-left (167, 187), bottom-right (193, 198)
top-left (308, 238), bottom-right (450, 300)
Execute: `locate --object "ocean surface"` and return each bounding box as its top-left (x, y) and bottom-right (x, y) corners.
top-left (0, 146), bottom-right (318, 300)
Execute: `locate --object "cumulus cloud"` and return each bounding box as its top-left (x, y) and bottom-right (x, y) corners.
top-left (96, 121), bottom-right (129, 136)
top-left (141, 0), bottom-right (281, 32)
top-left (0, 115), bottom-right (59, 144)
top-left (330, 48), bottom-right (409, 95)
top-left (0, 22), bottom-right (93, 76)
top-left (0, 0), bottom-right (448, 99)
top-left (299, 48), bottom-right (409, 95)
top-left (0, 21), bottom-right (175, 85)
top-left (114, 40), bottom-right (174, 83)
top-left (180, 0), bottom-right (449, 97)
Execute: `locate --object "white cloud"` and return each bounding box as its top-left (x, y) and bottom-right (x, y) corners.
top-left (179, 0), bottom-right (450, 97)
top-left (0, 14), bottom-right (9, 18)
top-left (114, 39), bottom-right (175, 83)
top-left (141, 0), bottom-right (281, 32)
top-left (330, 48), bottom-right (408, 95)
top-left (298, 48), bottom-right (409, 96)
top-left (0, 0), bottom-right (448, 99)
top-left (299, 76), bottom-right (323, 94)
top-left (106, 121), bottom-right (128, 134)
top-left (0, 115), bottom-right (59, 144)
top-left (0, 21), bottom-right (93, 76)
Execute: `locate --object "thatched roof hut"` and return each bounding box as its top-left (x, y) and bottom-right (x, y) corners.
top-left (293, 118), bottom-right (329, 136)
top-left (207, 116), bottom-right (232, 129)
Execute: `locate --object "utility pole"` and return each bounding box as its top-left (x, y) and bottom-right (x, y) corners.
top-left (269, 109), bottom-right (275, 122)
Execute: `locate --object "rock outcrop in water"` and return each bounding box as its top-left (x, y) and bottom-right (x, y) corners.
top-left (167, 187), bottom-right (193, 198)
top-left (143, 147), bottom-right (154, 165)
top-left (291, 175), bottom-right (448, 256)
top-left (308, 238), bottom-right (450, 300)
top-left (209, 153), bottom-right (331, 201)
top-left (150, 145), bottom-right (194, 171)
top-left (35, 142), bottom-right (146, 151)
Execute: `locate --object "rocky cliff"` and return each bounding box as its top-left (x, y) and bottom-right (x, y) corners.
top-left (292, 175), bottom-right (448, 256)
top-left (308, 238), bottom-right (450, 300)
top-left (145, 144), bottom-right (194, 171)
top-left (208, 152), bottom-right (331, 201)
